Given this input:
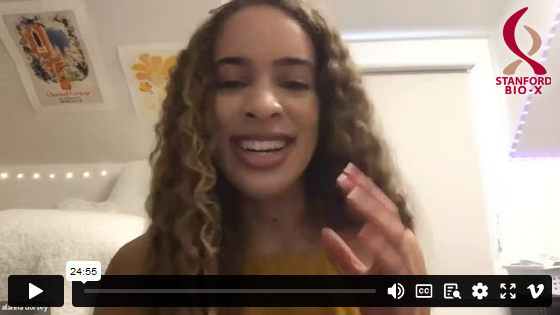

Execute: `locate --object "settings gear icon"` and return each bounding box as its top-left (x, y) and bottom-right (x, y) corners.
top-left (472, 283), bottom-right (488, 300)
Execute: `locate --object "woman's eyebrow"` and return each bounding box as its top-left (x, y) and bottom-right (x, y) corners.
top-left (214, 56), bottom-right (250, 68)
top-left (273, 57), bottom-right (314, 68)
top-left (213, 56), bottom-right (314, 69)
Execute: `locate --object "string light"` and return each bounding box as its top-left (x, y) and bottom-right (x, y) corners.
top-left (1, 168), bottom-right (116, 180)
top-left (510, 156), bottom-right (560, 162)
top-left (510, 5), bottom-right (560, 159)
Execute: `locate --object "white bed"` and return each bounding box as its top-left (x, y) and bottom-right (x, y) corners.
top-left (0, 160), bottom-right (151, 315)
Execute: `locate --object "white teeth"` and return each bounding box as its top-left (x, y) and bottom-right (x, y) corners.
top-left (240, 140), bottom-right (286, 151)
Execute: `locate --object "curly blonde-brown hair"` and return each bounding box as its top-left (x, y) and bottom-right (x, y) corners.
top-left (145, 0), bottom-right (413, 288)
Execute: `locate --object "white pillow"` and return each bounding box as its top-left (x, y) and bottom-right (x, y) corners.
top-left (106, 160), bottom-right (151, 217)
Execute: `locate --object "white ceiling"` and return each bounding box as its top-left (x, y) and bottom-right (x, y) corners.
top-left (0, 0), bottom-right (511, 164)
top-left (323, 0), bottom-right (508, 39)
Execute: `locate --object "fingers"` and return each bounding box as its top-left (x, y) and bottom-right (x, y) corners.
top-left (400, 229), bottom-right (427, 275)
top-left (343, 163), bottom-right (398, 213)
top-left (321, 228), bottom-right (368, 275)
top-left (332, 162), bottom-right (427, 277)
top-left (337, 163), bottom-right (405, 248)
top-left (336, 173), bottom-right (354, 195)
top-left (346, 185), bottom-right (405, 247)
top-left (337, 173), bottom-right (373, 222)
top-left (350, 188), bottom-right (425, 275)
top-left (357, 226), bottom-right (426, 276)
top-left (358, 226), bottom-right (407, 275)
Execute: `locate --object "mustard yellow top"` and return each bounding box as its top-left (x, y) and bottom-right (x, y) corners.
top-left (242, 252), bottom-right (361, 315)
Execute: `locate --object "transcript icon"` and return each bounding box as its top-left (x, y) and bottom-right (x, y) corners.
top-left (444, 283), bottom-right (461, 299)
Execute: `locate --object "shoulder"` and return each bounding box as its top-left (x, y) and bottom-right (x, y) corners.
top-left (94, 234), bottom-right (152, 315)
top-left (104, 233), bottom-right (151, 275)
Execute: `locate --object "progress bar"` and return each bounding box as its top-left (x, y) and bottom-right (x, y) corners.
top-left (86, 289), bottom-right (377, 294)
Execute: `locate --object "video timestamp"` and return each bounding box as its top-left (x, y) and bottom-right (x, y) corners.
top-left (69, 267), bottom-right (97, 276)
top-left (66, 261), bottom-right (102, 283)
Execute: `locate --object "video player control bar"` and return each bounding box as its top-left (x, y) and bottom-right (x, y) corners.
top-left (87, 289), bottom-right (377, 294)
top-left (73, 275), bottom-right (553, 308)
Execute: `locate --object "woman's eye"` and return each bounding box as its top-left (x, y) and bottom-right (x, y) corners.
top-left (281, 81), bottom-right (310, 91)
top-left (216, 80), bottom-right (247, 89)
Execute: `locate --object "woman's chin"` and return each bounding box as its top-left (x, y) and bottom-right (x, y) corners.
top-left (233, 175), bottom-right (300, 201)
top-left (237, 183), bottom-right (292, 201)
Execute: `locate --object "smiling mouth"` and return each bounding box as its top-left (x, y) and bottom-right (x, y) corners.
top-left (239, 140), bottom-right (287, 153)
top-left (231, 135), bottom-right (295, 170)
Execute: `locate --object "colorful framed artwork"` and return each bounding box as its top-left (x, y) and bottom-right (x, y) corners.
top-left (118, 44), bottom-right (181, 120)
top-left (0, 0), bottom-right (111, 112)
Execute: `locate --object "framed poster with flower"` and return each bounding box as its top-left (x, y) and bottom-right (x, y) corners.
top-left (118, 44), bottom-right (181, 120)
top-left (0, 0), bottom-right (111, 112)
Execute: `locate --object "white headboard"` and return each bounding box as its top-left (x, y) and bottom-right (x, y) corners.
top-left (0, 163), bottom-right (125, 210)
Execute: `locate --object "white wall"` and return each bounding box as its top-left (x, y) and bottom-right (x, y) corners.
top-left (498, 159), bottom-right (560, 263)
top-left (363, 72), bottom-right (496, 276)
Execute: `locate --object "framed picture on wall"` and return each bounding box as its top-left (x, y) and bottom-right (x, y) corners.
top-left (118, 44), bottom-right (182, 120)
top-left (0, 0), bottom-right (112, 113)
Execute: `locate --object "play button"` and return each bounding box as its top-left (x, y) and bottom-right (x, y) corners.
top-left (8, 275), bottom-right (64, 307)
top-left (29, 283), bottom-right (43, 299)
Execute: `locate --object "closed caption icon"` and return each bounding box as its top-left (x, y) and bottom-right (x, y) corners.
top-left (416, 284), bottom-right (432, 298)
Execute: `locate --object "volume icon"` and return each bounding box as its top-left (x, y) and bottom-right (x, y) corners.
top-left (388, 283), bottom-right (405, 299)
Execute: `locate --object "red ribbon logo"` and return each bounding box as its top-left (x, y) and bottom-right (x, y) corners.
top-left (503, 7), bottom-right (547, 75)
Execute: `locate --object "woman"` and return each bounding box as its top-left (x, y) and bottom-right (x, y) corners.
top-left (96, 0), bottom-right (427, 314)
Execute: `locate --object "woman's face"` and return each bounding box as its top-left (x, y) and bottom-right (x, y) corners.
top-left (212, 6), bottom-right (319, 200)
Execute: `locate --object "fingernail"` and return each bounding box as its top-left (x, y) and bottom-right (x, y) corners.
top-left (343, 162), bottom-right (357, 174)
top-left (346, 186), bottom-right (363, 202)
top-left (336, 173), bottom-right (348, 184)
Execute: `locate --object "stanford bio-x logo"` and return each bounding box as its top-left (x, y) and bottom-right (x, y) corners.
top-left (496, 7), bottom-right (552, 95)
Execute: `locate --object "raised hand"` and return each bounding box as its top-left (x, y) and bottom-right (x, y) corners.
top-left (322, 163), bottom-right (428, 315)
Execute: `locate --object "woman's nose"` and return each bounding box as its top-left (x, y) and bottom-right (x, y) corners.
top-left (243, 84), bottom-right (282, 120)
